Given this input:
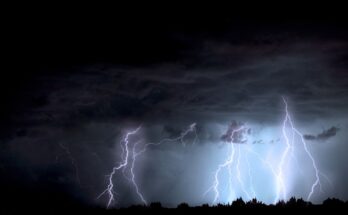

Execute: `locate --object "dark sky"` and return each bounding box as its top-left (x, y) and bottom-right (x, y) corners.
top-left (1, 8), bottom-right (348, 208)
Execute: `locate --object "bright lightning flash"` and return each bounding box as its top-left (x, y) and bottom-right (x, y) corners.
top-left (98, 97), bottom-right (328, 208)
top-left (279, 97), bottom-right (321, 202)
top-left (98, 123), bottom-right (197, 208)
top-left (205, 97), bottom-right (327, 205)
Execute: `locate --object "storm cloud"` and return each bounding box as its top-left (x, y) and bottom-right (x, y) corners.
top-left (1, 18), bottom-right (348, 208)
top-left (304, 126), bottom-right (340, 141)
top-left (221, 121), bottom-right (248, 143)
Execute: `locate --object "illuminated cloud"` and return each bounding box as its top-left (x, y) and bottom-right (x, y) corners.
top-left (221, 121), bottom-right (248, 143)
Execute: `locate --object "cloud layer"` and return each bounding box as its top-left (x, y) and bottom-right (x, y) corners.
top-left (1, 22), bottom-right (348, 206)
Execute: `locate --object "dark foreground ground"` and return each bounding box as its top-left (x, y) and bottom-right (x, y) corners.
top-left (1, 198), bottom-right (348, 214)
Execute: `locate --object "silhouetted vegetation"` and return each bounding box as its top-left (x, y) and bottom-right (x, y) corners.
top-left (2, 196), bottom-right (348, 214)
top-left (177, 202), bottom-right (189, 209)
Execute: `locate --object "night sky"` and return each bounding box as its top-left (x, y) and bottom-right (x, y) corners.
top-left (2, 9), bottom-right (348, 209)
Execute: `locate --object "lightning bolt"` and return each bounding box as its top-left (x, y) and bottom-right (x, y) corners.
top-left (127, 123), bottom-right (198, 204)
top-left (98, 123), bottom-right (197, 208)
top-left (97, 98), bottom-right (328, 207)
top-left (227, 144), bottom-right (236, 201)
top-left (204, 126), bottom-right (245, 204)
top-left (275, 98), bottom-right (292, 202)
top-left (278, 97), bottom-right (322, 202)
top-left (130, 141), bottom-right (147, 205)
top-left (245, 151), bottom-right (256, 198)
top-left (236, 144), bottom-right (252, 200)
top-left (245, 146), bottom-right (278, 184)
top-left (204, 97), bottom-right (327, 205)
top-left (97, 126), bottom-right (141, 208)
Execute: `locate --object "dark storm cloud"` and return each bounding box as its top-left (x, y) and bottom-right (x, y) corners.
top-left (221, 121), bottom-right (247, 143)
top-left (304, 126), bottom-right (340, 141)
top-left (317, 127), bottom-right (340, 139)
top-left (2, 25), bottom-right (347, 158)
top-left (4, 26), bottom-right (348, 137)
top-left (303, 134), bottom-right (317, 140)
top-left (2, 27), bottom-right (348, 180)
top-left (2, 21), bottom-right (348, 206)
top-left (162, 125), bottom-right (182, 138)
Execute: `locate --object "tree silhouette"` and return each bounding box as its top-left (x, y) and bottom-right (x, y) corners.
top-left (323, 198), bottom-right (345, 207)
top-left (177, 202), bottom-right (189, 209)
top-left (201, 203), bottom-right (209, 208)
top-left (246, 198), bottom-right (265, 208)
top-left (149, 202), bottom-right (162, 209)
top-left (232, 198), bottom-right (246, 207)
top-left (276, 200), bottom-right (286, 207)
top-left (3, 196), bottom-right (348, 214)
top-left (295, 198), bottom-right (308, 207)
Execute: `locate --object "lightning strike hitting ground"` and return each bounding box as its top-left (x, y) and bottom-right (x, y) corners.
top-left (99, 123), bottom-right (197, 208)
top-left (97, 127), bottom-right (141, 208)
top-left (245, 146), bottom-right (278, 183)
top-left (204, 126), bottom-right (246, 203)
top-left (127, 123), bottom-right (198, 204)
top-left (236, 144), bottom-right (252, 200)
top-left (227, 144), bottom-right (236, 201)
top-left (98, 98), bottom-right (329, 208)
top-left (281, 97), bottom-right (321, 201)
top-left (204, 97), bottom-right (328, 205)
top-left (283, 97), bottom-right (321, 200)
top-left (130, 142), bottom-right (147, 205)
top-left (275, 98), bottom-right (291, 202)
top-left (245, 152), bottom-right (257, 198)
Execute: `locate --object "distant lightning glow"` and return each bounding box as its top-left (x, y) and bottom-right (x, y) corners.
top-left (57, 143), bottom-right (81, 185)
top-left (245, 146), bottom-right (278, 182)
top-left (98, 123), bottom-right (197, 208)
top-left (227, 144), bottom-right (235, 201)
top-left (245, 152), bottom-right (256, 198)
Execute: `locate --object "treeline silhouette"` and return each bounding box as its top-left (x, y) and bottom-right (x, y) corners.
top-left (124, 197), bottom-right (348, 211)
top-left (2, 196), bottom-right (348, 214)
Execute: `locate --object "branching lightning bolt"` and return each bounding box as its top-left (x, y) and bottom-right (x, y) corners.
top-left (145, 123), bottom-right (197, 151)
top-left (130, 141), bottom-right (147, 205)
top-left (96, 97), bottom-right (329, 207)
top-left (204, 97), bottom-right (328, 205)
top-left (204, 126), bottom-right (245, 204)
top-left (98, 123), bottom-right (197, 208)
top-left (245, 146), bottom-right (278, 182)
top-left (97, 126), bottom-right (141, 208)
top-left (275, 98), bottom-right (291, 202)
top-left (127, 123), bottom-right (198, 204)
top-left (279, 97), bottom-right (322, 202)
